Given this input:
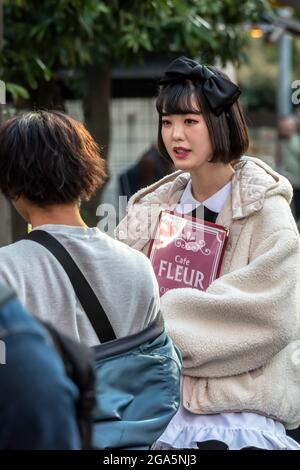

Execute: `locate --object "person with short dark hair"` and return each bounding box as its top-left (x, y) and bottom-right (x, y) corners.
top-left (0, 110), bottom-right (106, 207)
top-left (0, 110), bottom-right (160, 346)
top-left (156, 66), bottom-right (248, 165)
top-left (116, 57), bottom-right (300, 450)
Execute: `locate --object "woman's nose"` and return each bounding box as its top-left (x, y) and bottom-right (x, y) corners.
top-left (172, 123), bottom-right (184, 141)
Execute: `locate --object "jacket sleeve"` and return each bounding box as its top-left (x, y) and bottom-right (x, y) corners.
top-left (115, 202), bottom-right (159, 252)
top-left (161, 228), bottom-right (300, 378)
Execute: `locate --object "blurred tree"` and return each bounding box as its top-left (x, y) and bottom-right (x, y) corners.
top-left (0, 0), bottom-right (268, 226)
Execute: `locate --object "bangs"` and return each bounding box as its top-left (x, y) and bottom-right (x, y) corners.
top-left (156, 81), bottom-right (201, 115)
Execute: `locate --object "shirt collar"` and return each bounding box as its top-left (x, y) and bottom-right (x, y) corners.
top-left (177, 179), bottom-right (232, 214)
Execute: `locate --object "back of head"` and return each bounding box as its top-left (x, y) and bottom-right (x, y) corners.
top-left (0, 110), bottom-right (106, 206)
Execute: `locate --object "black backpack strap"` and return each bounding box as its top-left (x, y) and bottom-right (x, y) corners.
top-left (26, 230), bottom-right (116, 343)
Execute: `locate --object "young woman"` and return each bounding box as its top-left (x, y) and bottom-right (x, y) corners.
top-left (116, 57), bottom-right (300, 450)
top-left (0, 110), bottom-right (160, 346)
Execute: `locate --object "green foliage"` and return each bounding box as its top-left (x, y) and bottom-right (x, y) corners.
top-left (241, 78), bottom-right (276, 112)
top-left (0, 0), bottom-right (269, 100)
top-left (5, 82), bottom-right (30, 100)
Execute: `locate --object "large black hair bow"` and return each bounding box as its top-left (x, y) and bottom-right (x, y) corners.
top-left (159, 56), bottom-right (241, 116)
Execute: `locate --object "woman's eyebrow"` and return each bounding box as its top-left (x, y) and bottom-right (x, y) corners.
top-left (161, 111), bottom-right (202, 116)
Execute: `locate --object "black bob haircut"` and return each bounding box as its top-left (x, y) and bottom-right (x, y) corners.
top-left (156, 66), bottom-right (249, 164)
top-left (0, 110), bottom-right (106, 206)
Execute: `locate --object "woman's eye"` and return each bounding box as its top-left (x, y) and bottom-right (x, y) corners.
top-left (185, 119), bottom-right (198, 125)
top-left (162, 120), bottom-right (171, 127)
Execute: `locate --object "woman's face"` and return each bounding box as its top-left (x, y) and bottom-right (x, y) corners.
top-left (161, 98), bottom-right (213, 172)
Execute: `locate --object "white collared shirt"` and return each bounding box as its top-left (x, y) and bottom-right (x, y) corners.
top-left (176, 179), bottom-right (231, 214)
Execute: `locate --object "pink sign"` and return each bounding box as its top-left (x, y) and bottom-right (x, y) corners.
top-left (148, 210), bottom-right (228, 297)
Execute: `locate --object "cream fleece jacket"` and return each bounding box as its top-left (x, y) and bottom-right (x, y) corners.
top-left (115, 156), bottom-right (300, 429)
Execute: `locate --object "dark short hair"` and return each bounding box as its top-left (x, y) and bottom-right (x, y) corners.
top-left (0, 110), bottom-right (106, 206)
top-left (156, 67), bottom-right (249, 164)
